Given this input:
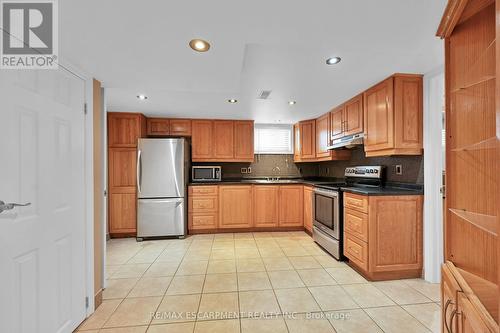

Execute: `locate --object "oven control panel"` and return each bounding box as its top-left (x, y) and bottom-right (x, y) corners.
top-left (344, 166), bottom-right (383, 179)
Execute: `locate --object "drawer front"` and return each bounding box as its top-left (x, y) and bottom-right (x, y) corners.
top-left (191, 186), bottom-right (218, 196)
top-left (344, 233), bottom-right (368, 270)
top-left (190, 196), bottom-right (218, 212)
top-left (190, 214), bottom-right (217, 230)
top-left (344, 208), bottom-right (368, 242)
top-left (344, 192), bottom-right (368, 213)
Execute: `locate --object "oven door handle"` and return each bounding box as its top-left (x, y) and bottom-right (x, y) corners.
top-left (314, 188), bottom-right (339, 197)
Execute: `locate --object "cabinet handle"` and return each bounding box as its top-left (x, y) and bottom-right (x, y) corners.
top-left (444, 299), bottom-right (452, 333)
top-left (449, 309), bottom-right (458, 333)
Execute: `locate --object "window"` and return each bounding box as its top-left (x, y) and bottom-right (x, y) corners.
top-left (254, 124), bottom-right (293, 154)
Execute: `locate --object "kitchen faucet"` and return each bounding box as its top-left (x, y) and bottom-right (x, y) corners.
top-left (271, 166), bottom-right (281, 181)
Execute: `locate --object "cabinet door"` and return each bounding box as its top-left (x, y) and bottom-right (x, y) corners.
top-left (219, 186), bottom-right (253, 228)
top-left (330, 106), bottom-right (344, 140)
top-left (442, 264), bottom-right (460, 333)
top-left (108, 148), bottom-right (137, 189)
top-left (108, 113), bottom-right (144, 147)
top-left (363, 78), bottom-right (394, 152)
top-left (279, 186), bottom-right (304, 227)
top-left (109, 192), bottom-right (136, 234)
top-left (234, 120), bottom-right (254, 161)
top-left (303, 186), bottom-right (313, 232)
top-left (191, 120), bottom-right (214, 160)
top-left (300, 120), bottom-right (316, 159)
top-left (147, 118), bottom-right (170, 136)
top-left (457, 293), bottom-right (491, 333)
top-left (170, 119), bottom-right (192, 136)
top-left (344, 94), bottom-right (363, 136)
top-left (293, 123), bottom-right (301, 162)
top-left (316, 113), bottom-right (331, 158)
top-left (253, 186), bottom-right (279, 227)
top-left (368, 195), bottom-right (423, 273)
top-left (213, 120), bottom-right (234, 159)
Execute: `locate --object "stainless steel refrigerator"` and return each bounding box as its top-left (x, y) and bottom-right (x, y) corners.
top-left (136, 138), bottom-right (189, 240)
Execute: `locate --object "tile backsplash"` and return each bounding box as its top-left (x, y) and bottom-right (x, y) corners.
top-left (192, 147), bottom-right (423, 184)
top-left (316, 146), bottom-right (424, 184)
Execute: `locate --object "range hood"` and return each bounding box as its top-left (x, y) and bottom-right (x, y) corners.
top-left (327, 133), bottom-right (364, 150)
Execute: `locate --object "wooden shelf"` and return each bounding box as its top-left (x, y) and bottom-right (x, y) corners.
top-left (449, 208), bottom-right (497, 236)
top-left (451, 136), bottom-right (499, 152)
top-left (451, 39), bottom-right (496, 93)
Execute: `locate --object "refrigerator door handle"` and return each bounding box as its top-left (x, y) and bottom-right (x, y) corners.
top-left (137, 149), bottom-right (142, 193)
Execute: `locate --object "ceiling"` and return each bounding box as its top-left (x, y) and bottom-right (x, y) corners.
top-left (60, 0), bottom-right (446, 123)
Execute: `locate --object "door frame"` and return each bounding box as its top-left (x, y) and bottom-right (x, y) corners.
top-left (58, 59), bottom-right (96, 316)
top-left (423, 66), bottom-right (445, 283)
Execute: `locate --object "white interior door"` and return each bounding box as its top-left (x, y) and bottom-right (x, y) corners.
top-left (0, 68), bottom-right (87, 333)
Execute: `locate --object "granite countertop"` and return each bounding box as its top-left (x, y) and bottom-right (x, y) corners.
top-left (340, 184), bottom-right (423, 196)
top-left (189, 178), bottom-right (423, 196)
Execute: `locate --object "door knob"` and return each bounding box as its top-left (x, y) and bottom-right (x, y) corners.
top-left (0, 200), bottom-right (31, 213)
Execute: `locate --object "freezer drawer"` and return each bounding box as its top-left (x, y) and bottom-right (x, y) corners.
top-left (137, 198), bottom-right (186, 238)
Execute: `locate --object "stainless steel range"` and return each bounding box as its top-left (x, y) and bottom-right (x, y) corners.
top-left (312, 166), bottom-right (384, 260)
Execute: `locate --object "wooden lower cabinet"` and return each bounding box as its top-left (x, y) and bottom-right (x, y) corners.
top-left (109, 192), bottom-right (137, 234)
top-left (188, 186), bottom-right (218, 231)
top-left (303, 186), bottom-right (313, 233)
top-left (188, 184), bottom-right (307, 233)
top-left (218, 185), bottom-right (253, 229)
top-left (278, 185), bottom-right (304, 227)
top-left (253, 186), bottom-right (279, 227)
top-left (343, 192), bottom-right (423, 280)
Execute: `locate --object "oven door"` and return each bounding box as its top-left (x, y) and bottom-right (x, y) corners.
top-left (312, 188), bottom-right (340, 239)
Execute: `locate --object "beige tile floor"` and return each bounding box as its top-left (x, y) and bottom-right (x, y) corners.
top-left (76, 231), bottom-right (441, 333)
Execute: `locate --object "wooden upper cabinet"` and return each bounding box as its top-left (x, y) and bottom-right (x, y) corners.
top-left (253, 186), bottom-right (279, 227)
top-left (300, 120), bottom-right (316, 160)
top-left (344, 94), bottom-right (363, 136)
top-left (169, 119), bottom-right (192, 136)
top-left (330, 106), bottom-right (344, 140)
top-left (108, 113), bottom-right (146, 147)
top-left (279, 185), bottom-right (304, 227)
top-left (363, 74), bottom-right (422, 156)
top-left (364, 78), bottom-right (394, 152)
top-left (234, 120), bottom-right (254, 161)
top-left (293, 123), bottom-right (301, 162)
top-left (147, 118), bottom-right (170, 136)
top-left (219, 185), bottom-right (253, 228)
top-left (213, 120), bottom-right (234, 159)
top-left (191, 120), bottom-right (214, 160)
top-left (316, 113), bottom-right (330, 158)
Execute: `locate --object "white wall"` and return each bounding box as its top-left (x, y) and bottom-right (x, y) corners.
top-left (423, 67), bottom-right (445, 283)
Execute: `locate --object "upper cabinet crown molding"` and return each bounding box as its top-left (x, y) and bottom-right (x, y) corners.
top-left (436, 0), bottom-right (494, 38)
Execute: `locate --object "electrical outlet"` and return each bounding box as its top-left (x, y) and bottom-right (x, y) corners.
top-left (395, 165), bottom-right (403, 175)
top-left (241, 167), bottom-right (248, 174)
top-left (325, 167), bottom-right (330, 175)
top-left (247, 167), bottom-right (252, 174)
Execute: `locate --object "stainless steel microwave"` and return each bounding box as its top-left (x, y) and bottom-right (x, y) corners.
top-left (191, 166), bottom-right (221, 182)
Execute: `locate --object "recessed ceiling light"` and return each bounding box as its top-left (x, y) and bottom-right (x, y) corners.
top-left (288, 100), bottom-right (296, 105)
top-left (326, 57), bottom-right (341, 65)
top-left (189, 39), bottom-right (210, 52)
top-left (227, 99), bottom-right (238, 103)
top-left (137, 94), bottom-right (148, 100)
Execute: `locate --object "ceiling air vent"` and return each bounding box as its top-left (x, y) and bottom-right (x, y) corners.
top-left (258, 90), bottom-right (272, 100)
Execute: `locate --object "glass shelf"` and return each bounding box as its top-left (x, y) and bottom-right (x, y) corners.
top-left (449, 208), bottom-right (498, 236)
top-left (451, 39), bottom-right (496, 93)
top-left (451, 136), bottom-right (499, 152)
